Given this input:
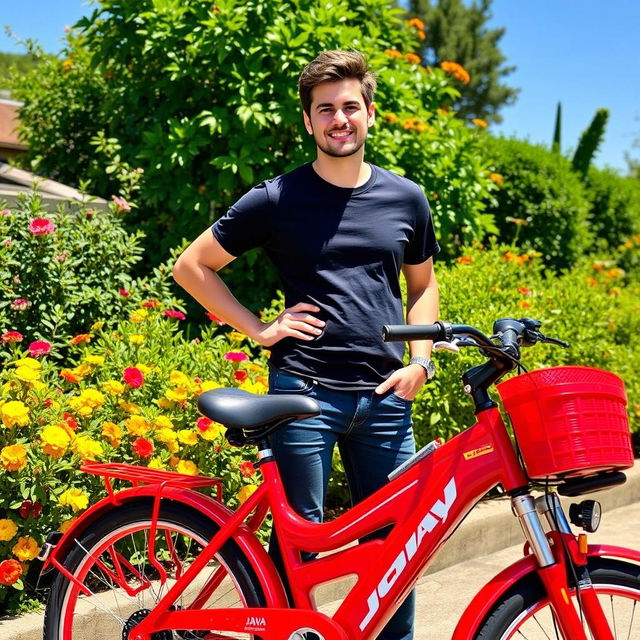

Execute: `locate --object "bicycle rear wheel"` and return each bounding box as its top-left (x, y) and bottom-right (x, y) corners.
top-left (474, 557), bottom-right (640, 639)
top-left (43, 499), bottom-right (266, 640)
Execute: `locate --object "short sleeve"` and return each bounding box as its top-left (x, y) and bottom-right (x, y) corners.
top-left (211, 183), bottom-right (272, 257)
top-left (403, 187), bottom-right (440, 264)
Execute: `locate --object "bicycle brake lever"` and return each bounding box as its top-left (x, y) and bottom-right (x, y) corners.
top-left (540, 334), bottom-right (570, 348)
top-left (433, 338), bottom-right (461, 353)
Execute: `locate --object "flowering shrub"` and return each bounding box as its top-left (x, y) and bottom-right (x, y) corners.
top-left (0, 301), bottom-right (264, 612)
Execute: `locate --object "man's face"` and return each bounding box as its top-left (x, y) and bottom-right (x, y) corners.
top-left (303, 78), bottom-right (375, 159)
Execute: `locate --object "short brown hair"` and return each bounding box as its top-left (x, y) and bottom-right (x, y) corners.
top-left (298, 50), bottom-right (377, 116)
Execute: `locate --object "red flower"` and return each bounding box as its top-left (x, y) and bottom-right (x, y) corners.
top-left (0, 559), bottom-right (23, 586)
top-left (28, 217), bottom-right (56, 236)
top-left (164, 310), bottom-right (186, 320)
top-left (28, 340), bottom-right (52, 357)
top-left (206, 311), bottom-right (224, 324)
top-left (239, 461), bottom-right (255, 478)
top-left (234, 370), bottom-right (248, 383)
top-left (141, 299), bottom-right (159, 308)
top-left (517, 287), bottom-right (532, 295)
top-left (224, 351), bottom-right (249, 363)
top-left (133, 438), bottom-right (154, 458)
top-left (196, 417), bottom-right (212, 433)
top-left (63, 412), bottom-right (78, 431)
top-left (43, 398), bottom-right (54, 408)
top-left (123, 367), bottom-right (144, 388)
top-left (118, 288), bottom-right (131, 297)
top-left (1, 331), bottom-right (23, 343)
top-left (19, 500), bottom-right (43, 519)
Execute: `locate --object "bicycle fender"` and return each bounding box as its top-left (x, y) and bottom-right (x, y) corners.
top-left (451, 544), bottom-right (640, 640)
top-left (41, 485), bottom-right (288, 607)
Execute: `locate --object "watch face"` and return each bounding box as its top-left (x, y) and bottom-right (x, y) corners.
top-left (425, 360), bottom-right (436, 379)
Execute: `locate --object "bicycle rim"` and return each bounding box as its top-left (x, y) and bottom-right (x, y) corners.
top-left (46, 502), bottom-right (264, 640)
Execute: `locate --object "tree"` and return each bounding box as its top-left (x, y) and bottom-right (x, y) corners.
top-left (407, 0), bottom-right (518, 123)
top-left (11, 0), bottom-right (496, 308)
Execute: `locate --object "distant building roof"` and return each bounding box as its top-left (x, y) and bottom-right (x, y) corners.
top-left (0, 99), bottom-right (26, 153)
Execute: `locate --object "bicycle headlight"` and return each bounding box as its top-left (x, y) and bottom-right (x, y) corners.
top-left (569, 500), bottom-right (601, 533)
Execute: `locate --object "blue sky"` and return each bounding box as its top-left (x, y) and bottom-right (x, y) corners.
top-left (2, 0), bottom-right (639, 172)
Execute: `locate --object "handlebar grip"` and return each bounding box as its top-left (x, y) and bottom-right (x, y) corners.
top-left (382, 322), bottom-right (449, 342)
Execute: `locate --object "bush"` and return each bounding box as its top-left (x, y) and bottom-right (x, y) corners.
top-left (0, 301), bottom-right (265, 613)
top-left (584, 167), bottom-right (640, 253)
top-left (481, 136), bottom-right (592, 269)
top-left (11, 0), bottom-right (496, 275)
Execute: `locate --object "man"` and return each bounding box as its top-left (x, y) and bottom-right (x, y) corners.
top-left (173, 50), bottom-right (439, 640)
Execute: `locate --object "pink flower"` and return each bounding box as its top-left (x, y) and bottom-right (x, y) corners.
top-left (1, 331), bottom-right (23, 343)
top-left (112, 196), bottom-right (131, 212)
top-left (123, 366), bottom-right (144, 388)
top-left (196, 417), bottom-right (212, 433)
top-left (54, 252), bottom-right (69, 263)
top-left (28, 218), bottom-right (56, 236)
top-left (224, 351), bottom-right (249, 363)
top-left (11, 298), bottom-right (30, 311)
top-left (4, 238), bottom-right (11, 247)
top-left (28, 340), bottom-right (52, 357)
top-left (118, 288), bottom-right (131, 297)
top-left (164, 310), bottom-right (186, 320)
top-left (1, 209), bottom-right (11, 216)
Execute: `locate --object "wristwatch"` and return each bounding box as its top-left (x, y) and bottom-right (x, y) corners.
top-left (409, 356), bottom-right (436, 381)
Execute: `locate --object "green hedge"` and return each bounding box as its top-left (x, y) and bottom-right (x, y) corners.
top-left (482, 136), bottom-right (592, 270)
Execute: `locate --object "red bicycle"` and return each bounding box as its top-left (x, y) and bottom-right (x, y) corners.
top-left (39, 317), bottom-right (638, 640)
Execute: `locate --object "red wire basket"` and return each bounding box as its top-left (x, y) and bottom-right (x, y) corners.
top-left (497, 366), bottom-right (634, 480)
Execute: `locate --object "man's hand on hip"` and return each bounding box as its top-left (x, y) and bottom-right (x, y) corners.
top-left (374, 364), bottom-right (427, 401)
top-left (254, 302), bottom-right (325, 347)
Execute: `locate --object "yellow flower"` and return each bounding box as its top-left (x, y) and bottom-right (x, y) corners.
top-left (41, 424), bottom-right (73, 458)
top-left (91, 321), bottom-right (104, 331)
top-left (472, 118), bottom-right (488, 128)
top-left (0, 519), bottom-right (18, 541)
top-left (102, 421), bottom-right (123, 447)
top-left (72, 363), bottom-right (92, 379)
top-left (12, 358), bottom-right (41, 370)
top-left (147, 457), bottom-right (165, 470)
top-left (199, 380), bottom-right (222, 393)
top-left (125, 415), bottom-right (150, 436)
top-left (12, 536), bottom-right (39, 562)
top-left (68, 388), bottom-right (106, 417)
top-left (58, 517), bottom-right (78, 534)
top-left (129, 334), bottom-right (145, 345)
top-left (227, 331), bottom-right (246, 341)
top-left (237, 485), bottom-right (258, 503)
top-left (169, 370), bottom-right (190, 386)
top-left (2, 401), bottom-right (30, 428)
top-left (58, 488), bottom-right (89, 512)
top-left (245, 363), bottom-right (264, 373)
top-left (1, 444), bottom-right (28, 471)
top-left (84, 354), bottom-right (105, 366)
top-left (199, 422), bottom-right (225, 442)
top-left (156, 397), bottom-right (174, 410)
top-left (165, 387), bottom-right (188, 403)
top-left (14, 366), bottom-right (40, 382)
top-left (155, 428), bottom-right (179, 452)
top-left (177, 429), bottom-right (197, 446)
top-left (153, 415), bottom-right (174, 430)
top-left (119, 400), bottom-right (142, 414)
top-left (383, 113), bottom-right (401, 125)
top-left (130, 308), bottom-right (149, 323)
top-left (103, 380), bottom-right (125, 395)
top-left (176, 459), bottom-right (199, 475)
top-left (135, 363), bottom-right (153, 376)
top-left (239, 379), bottom-right (267, 394)
top-left (72, 435), bottom-right (104, 462)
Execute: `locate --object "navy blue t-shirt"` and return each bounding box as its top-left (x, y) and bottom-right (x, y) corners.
top-left (212, 163), bottom-right (439, 389)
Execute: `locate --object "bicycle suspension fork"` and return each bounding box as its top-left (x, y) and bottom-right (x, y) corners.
top-left (511, 492), bottom-right (615, 640)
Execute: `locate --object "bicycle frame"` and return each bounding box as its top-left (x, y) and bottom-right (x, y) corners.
top-left (46, 405), bottom-right (635, 640)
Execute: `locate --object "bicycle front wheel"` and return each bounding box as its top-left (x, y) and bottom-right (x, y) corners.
top-left (44, 499), bottom-right (267, 640)
top-left (474, 557), bottom-right (640, 639)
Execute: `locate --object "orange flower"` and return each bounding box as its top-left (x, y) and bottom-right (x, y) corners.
top-left (518, 300), bottom-right (532, 309)
top-left (0, 559), bottom-right (22, 586)
top-left (384, 113), bottom-right (400, 125)
top-left (472, 118), bottom-right (488, 128)
top-left (60, 369), bottom-right (80, 384)
top-left (586, 277), bottom-right (599, 287)
top-left (404, 53), bottom-right (421, 65)
top-left (384, 49), bottom-right (403, 58)
top-left (407, 17), bottom-right (425, 30)
top-left (489, 173), bottom-right (503, 185)
top-left (503, 252), bottom-right (517, 262)
top-left (457, 256), bottom-right (474, 264)
top-left (517, 287), bottom-right (532, 295)
top-left (515, 254), bottom-right (529, 265)
top-left (440, 61), bottom-right (470, 84)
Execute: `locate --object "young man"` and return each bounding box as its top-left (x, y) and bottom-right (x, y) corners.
top-left (173, 50), bottom-right (439, 640)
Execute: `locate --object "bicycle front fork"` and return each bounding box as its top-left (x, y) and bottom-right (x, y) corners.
top-left (511, 492), bottom-right (615, 640)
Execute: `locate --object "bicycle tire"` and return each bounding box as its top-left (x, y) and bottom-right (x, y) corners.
top-left (43, 498), bottom-right (267, 640)
top-left (473, 557), bottom-right (640, 639)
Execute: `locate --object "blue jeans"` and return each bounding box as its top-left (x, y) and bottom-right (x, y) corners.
top-left (268, 366), bottom-right (416, 640)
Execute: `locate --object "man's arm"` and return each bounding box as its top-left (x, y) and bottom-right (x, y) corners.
top-left (374, 257), bottom-right (439, 399)
top-left (172, 229), bottom-right (324, 347)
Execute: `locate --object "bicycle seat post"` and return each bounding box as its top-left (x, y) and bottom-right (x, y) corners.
top-left (256, 438), bottom-right (275, 464)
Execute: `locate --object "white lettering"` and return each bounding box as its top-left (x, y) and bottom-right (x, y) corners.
top-left (358, 478), bottom-right (458, 631)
